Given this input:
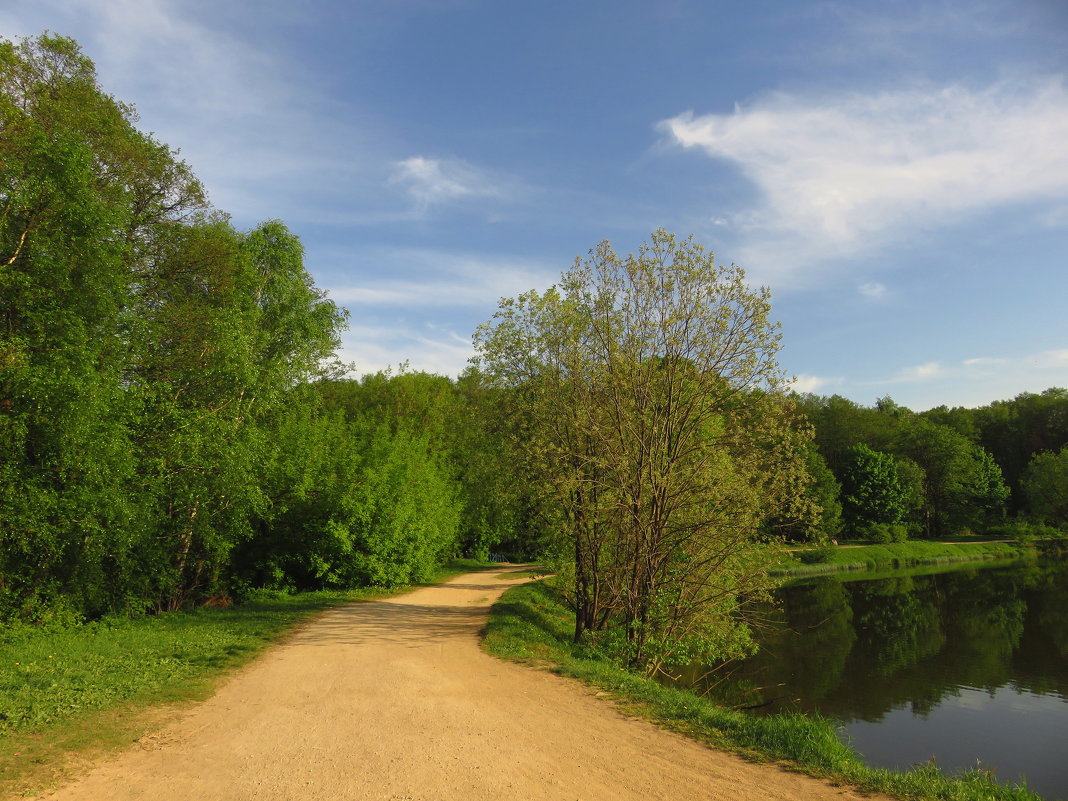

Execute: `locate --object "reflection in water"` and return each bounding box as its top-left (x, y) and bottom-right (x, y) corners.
top-left (671, 560), bottom-right (1068, 799)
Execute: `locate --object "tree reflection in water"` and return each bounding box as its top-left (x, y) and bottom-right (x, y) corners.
top-left (667, 559), bottom-right (1068, 798)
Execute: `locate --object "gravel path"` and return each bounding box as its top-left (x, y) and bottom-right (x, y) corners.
top-left (38, 567), bottom-right (875, 800)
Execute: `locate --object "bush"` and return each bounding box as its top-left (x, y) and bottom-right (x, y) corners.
top-left (798, 543), bottom-right (838, 564)
top-left (860, 523), bottom-right (909, 544)
top-left (986, 520), bottom-right (1065, 543)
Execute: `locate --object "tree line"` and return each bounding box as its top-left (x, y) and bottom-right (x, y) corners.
top-left (2, 35), bottom-right (1064, 679)
top-left (790, 389), bottom-right (1068, 544)
top-left (0, 35), bottom-right (535, 624)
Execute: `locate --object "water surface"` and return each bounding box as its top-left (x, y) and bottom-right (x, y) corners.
top-left (676, 560), bottom-right (1068, 799)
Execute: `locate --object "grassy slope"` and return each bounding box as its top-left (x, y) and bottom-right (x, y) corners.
top-left (0, 558), bottom-right (491, 798)
top-left (482, 579), bottom-right (1044, 801)
top-left (776, 540), bottom-right (1034, 578)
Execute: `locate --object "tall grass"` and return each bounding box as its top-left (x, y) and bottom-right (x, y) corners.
top-left (483, 579), bottom-right (1045, 801)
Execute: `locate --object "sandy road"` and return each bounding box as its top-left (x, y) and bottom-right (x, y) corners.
top-left (38, 568), bottom-right (874, 801)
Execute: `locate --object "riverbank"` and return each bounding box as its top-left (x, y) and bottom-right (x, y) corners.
top-left (774, 539), bottom-right (1041, 578)
top-left (0, 559), bottom-right (493, 799)
top-left (482, 578), bottom-right (1044, 801)
top-left (9, 568), bottom-right (882, 801)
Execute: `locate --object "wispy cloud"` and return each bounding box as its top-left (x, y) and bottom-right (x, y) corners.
top-left (1038, 205), bottom-right (1068, 228)
top-left (859, 282), bottom-right (887, 298)
top-left (3, 0), bottom-right (383, 225)
top-left (886, 362), bottom-right (944, 383)
top-left (962, 356), bottom-right (1007, 367)
top-left (790, 374), bottom-right (836, 393)
top-left (337, 323), bottom-right (475, 378)
top-left (327, 247), bottom-right (556, 309)
top-left (861, 348), bottom-right (1067, 408)
top-left (389, 156), bottom-right (503, 212)
top-left (657, 78), bottom-right (1068, 281)
top-left (1031, 349), bottom-right (1068, 368)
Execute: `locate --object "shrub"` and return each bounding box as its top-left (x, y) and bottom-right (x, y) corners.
top-left (861, 523), bottom-right (909, 544)
top-left (986, 520), bottom-right (1065, 543)
top-left (798, 543), bottom-right (838, 564)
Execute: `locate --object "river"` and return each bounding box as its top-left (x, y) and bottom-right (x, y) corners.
top-left (672, 558), bottom-right (1068, 800)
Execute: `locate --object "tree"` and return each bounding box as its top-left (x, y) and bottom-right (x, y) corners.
top-left (474, 230), bottom-right (813, 671)
top-left (896, 418), bottom-right (1008, 537)
top-left (775, 445), bottom-right (843, 543)
top-left (0, 34), bottom-right (348, 618)
top-left (838, 444), bottom-right (910, 536)
top-left (798, 393), bottom-right (904, 472)
top-left (0, 34), bottom-right (195, 618)
top-left (1021, 447), bottom-right (1068, 527)
top-left (976, 388), bottom-right (1068, 512)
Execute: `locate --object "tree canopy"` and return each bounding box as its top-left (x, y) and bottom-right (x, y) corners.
top-left (475, 231), bottom-right (814, 670)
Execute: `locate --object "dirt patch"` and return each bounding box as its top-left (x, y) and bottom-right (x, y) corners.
top-left (33, 568), bottom-right (881, 800)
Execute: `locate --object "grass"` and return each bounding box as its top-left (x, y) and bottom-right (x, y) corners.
top-left (482, 578), bottom-right (1045, 801)
top-left (0, 558), bottom-right (492, 799)
top-left (776, 540), bottom-right (1035, 578)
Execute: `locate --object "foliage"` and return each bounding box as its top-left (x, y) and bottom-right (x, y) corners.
top-left (474, 230), bottom-right (814, 671)
top-left (1021, 446), bottom-right (1068, 527)
top-left (838, 444), bottom-right (910, 533)
top-left (974, 388), bottom-right (1068, 509)
top-left (896, 419), bottom-right (1009, 538)
top-left (860, 523), bottom-right (910, 544)
top-left (1, 34), bottom-right (503, 622)
top-left (985, 520), bottom-right (1065, 543)
top-left (775, 446), bottom-right (842, 542)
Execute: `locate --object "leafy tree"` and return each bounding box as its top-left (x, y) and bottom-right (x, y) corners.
top-left (0, 34), bottom-right (348, 618)
top-left (474, 230), bottom-right (814, 671)
top-left (896, 418), bottom-right (1008, 537)
top-left (976, 388), bottom-right (1068, 511)
top-left (775, 446), bottom-right (843, 542)
top-left (838, 444), bottom-right (910, 535)
top-left (1021, 447), bottom-right (1068, 527)
top-left (0, 34), bottom-right (180, 618)
top-left (798, 393), bottom-right (904, 472)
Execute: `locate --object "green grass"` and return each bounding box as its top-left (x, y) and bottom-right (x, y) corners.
top-left (776, 540), bottom-right (1035, 578)
top-left (0, 558), bottom-right (492, 798)
top-left (482, 579), bottom-right (1044, 801)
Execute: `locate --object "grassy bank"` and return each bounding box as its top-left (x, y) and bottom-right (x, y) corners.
top-left (776, 540), bottom-right (1035, 578)
top-left (0, 558), bottom-right (491, 798)
top-left (483, 579), bottom-right (1043, 801)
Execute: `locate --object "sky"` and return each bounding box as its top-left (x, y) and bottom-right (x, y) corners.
top-left (3, 0), bottom-right (1067, 411)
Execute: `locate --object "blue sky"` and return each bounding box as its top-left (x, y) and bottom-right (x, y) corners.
top-left (4, 0), bottom-right (1067, 410)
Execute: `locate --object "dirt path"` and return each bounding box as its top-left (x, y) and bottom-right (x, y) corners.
top-left (38, 568), bottom-right (876, 801)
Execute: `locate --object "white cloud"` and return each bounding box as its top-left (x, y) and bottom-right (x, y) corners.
top-left (888, 362), bottom-right (943, 383)
top-left (962, 356), bottom-right (1007, 366)
top-left (3, 0), bottom-right (382, 225)
top-left (337, 324), bottom-right (475, 378)
top-left (790, 374), bottom-right (835, 393)
top-left (1031, 349), bottom-right (1068, 368)
top-left (859, 282), bottom-right (887, 298)
top-left (658, 78), bottom-right (1068, 279)
top-left (389, 156), bottom-right (503, 212)
top-left (327, 248), bottom-right (556, 309)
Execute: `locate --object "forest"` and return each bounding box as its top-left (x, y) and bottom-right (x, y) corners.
top-left (2, 35), bottom-right (1066, 636)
